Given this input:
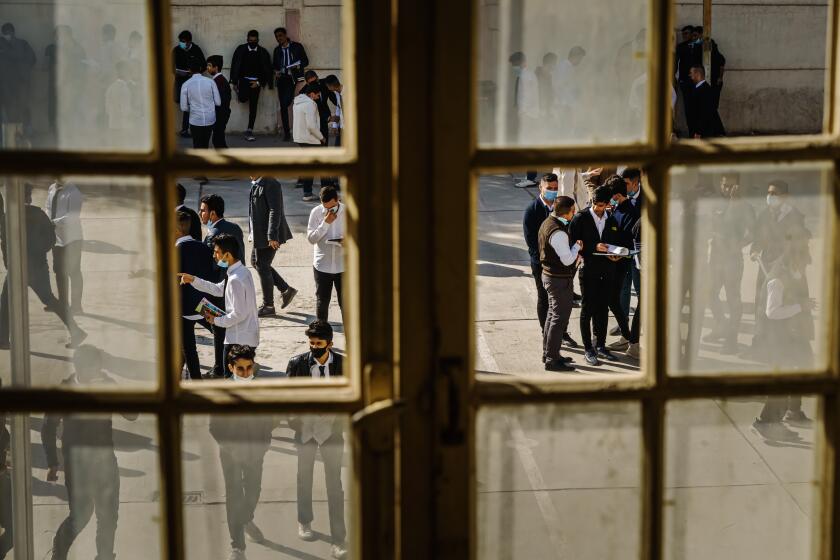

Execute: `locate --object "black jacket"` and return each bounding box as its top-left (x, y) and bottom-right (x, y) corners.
top-left (687, 82), bottom-right (725, 138)
top-left (568, 208), bottom-right (623, 277)
top-left (523, 197), bottom-right (551, 267)
top-left (177, 204), bottom-right (203, 241)
top-left (213, 73), bottom-right (232, 114)
top-left (25, 204), bottom-right (56, 258)
top-left (610, 199), bottom-right (639, 250)
top-left (249, 178), bottom-right (293, 249)
top-left (286, 350), bottom-right (344, 378)
top-left (172, 43), bottom-right (205, 101)
top-left (230, 44), bottom-right (273, 87)
top-left (203, 218), bottom-right (245, 264)
top-left (312, 80), bottom-right (333, 123)
top-left (178, 238), bottom-right (215, 316)
top-left (272, 41), bottom-right (309, 83)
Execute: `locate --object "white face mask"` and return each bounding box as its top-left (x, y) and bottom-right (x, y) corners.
top-left (232, 372), bottom-right (255, 382)
top-left (766, 194), bottom-right (780, 207)
top-left (1, 34), bottom-right (12, 41)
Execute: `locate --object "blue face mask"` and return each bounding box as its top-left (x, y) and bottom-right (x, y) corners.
top-left (513, 66), bottom-right (523, 76)
top-left (543, 190), bottom-right (558, 201)
top-left (179, 41), bottom-right (187, 50)
top-left (217, 259), bottom-right (229, 268)
top-left (558, 217), bottom-right (569, 225)
top-left (609, 199), bottom-right (618, 207)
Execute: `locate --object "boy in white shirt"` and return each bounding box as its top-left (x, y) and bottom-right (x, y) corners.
top-left (306, 186), bottom-right (344, 322)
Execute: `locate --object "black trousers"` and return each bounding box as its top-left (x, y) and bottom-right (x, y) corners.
top-left (182, 317), bottom-right (226, 379)
top-left (181, 111), bottom-right (190, 133)
top-left (314, 267), bottom-right (343, 322)
top-left (530, 261), bottom-right (548, 331)
top-left (296, 143), bottom-right (332, 196)
top-left (237, 79), bottom-right (261, 130)
top-left (277, 75), bottom-right (296, 136)
top-left (708, 251), bottom-right (744, 343)
top-left (608, 261), bottom-right (632, 340)
top-left (52, 451), bottom-right (119, 560)
top-left (296, 434), bottom-right (346, 544)
top-left (580, 270), bottom-right (611, 350)
top-left (53, 241), bottom-right (84, 311)
top-left (0, 470), bottom-right (11, 560)
top-left (251, 247), bottom-right (290, 306)
top-left (629, 292), bottom-right (641, 344)
top-left (190, 124), bottom-right (212, 149)
top-left (212, 109), bottom-right (230, 149)
top-left (220, 446), bottom-right (265, 551)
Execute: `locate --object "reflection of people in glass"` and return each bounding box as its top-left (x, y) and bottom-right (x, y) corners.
top-left (0, 22), bottom-right (36, 148)
top-left (286, 320), bottom-right (347, 559)
top-left (45, 25), bottom-right (87, 137)
top-left (173, 30), bottom-right (206, 138)
top-left (42, 345), bottom-right (137, 560)
top-left (0, 396), bottom-right (10, 560)
top-left (209, 345), bottom-right (273, 559)
top-left (507, 51), bottom-right (539, 145)
top-left (0, 183), bottom-right (87, 349)
top-left (46, 178), bottom-right (84, 314)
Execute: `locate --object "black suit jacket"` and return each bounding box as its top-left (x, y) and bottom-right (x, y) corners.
top-left (178, 238), bottom-right (215, 316)
top-left (172, 44), bottom-right (205, 101)
top-left (568, 209), bottom-right (622, 277)
top-left (687, 82), bottom-right (725, 138)
top-left (213, 74), bottom-right (232, 114)
top-left (204, 218), bottom-right (245, 263)
top-left (249, 178), bottom-right (293, 250)
top-left (675, 41), bottom-right (699, 82)
top-left (523, 197), bottom-right (551, 267)
top-left (272, 41), bottom-right (309, 83)
top-left (230, 44), bottom-right (273, 87)
top-left (177, 205), bottom-right (202, 241)
top-left (286, 351), bottom-right (344, 441)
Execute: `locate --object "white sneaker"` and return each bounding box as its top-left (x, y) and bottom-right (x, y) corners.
top-left (515, 179), bottom-right (536, 188)
top-left (244, 130), bottom-right (256, 142)
top-left (607, 336), bottom-right (629, 351)
top-left (298, 522), bottom-right (315, 541)
top-left (228, 548), bottom-right (247, 560)
top-left (331, 543), bottom-right (348, 559)
top-left (627, 342), bottom-right (640, 359)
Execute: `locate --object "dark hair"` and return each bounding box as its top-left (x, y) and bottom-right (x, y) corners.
top-left (102, 24), bottom-right (116, 38)
top-left (690, 65), bottom-right (705, 77)
top-left (323, 74), bottom-right (341, 88)
top-left (200, 193), bottom-right (225, 217)
top-left (129, 30), bottom-right (142, 42)
top-left (508, 51), bottom-right (525, 65)
top-left (247, 29), bottom-right (259, 38)
top-left (554, 195), bottom-right (576, 216)
top-left (176, 183), bottom-right (186, 204)
top-left (681, 25), bottom-right (694, 32)
top-left (178, 30), bottom-right (192, 42)
top-left (569, 46), bottom-right (586, 58)
top-left (541, 173), bottom-right (559, 184)
top-left (304, 69), bottom-right (319, 81)
top-left (621, 167), bottom-right (641, 181)
top-left (227, 344), bottom-right (256, 364)
top-left (274, 27), bottom-right (287, 35)
top-left (207, 55), bottom-right (223, 69)
top-left (1, 23), bottom-right (14, 35)
top-left (694, 26), bottom-right (703, 34)
top-left (302, 83), bottom-right (320, 96)
top-left (593, 185), bottom-right (613, 204)
top-left (176, 210), bottom-right (192, 235)
top-left (608, 175), bottom-right (627, 197)
top-left (74, 344), bottom-right (104, 374)
top-left (542, 52), bottom-right (558, 65)
top-left (320, 185), bottom-right (339, 203)
top-left (721, 172), bottom-right (741, 184)
top-left (189, 59), bottom-right (204, 73)
top-left (305, 319), bottom-right (333, 342)
top-left (213, 233), bottom-right (240, 261)
top-left (769, 180), bottom-right (789, 194)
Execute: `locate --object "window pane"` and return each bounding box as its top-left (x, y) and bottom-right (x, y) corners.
top-left (0, 1), bottom-right (153, 151)
top-left (667, 163), bottom-right (832, 375)
top-left (477, 403), bottom-right (641, 559)
top-left (182, 414), bottom-right (353, 558)
top-left (170, 3), bottom-right (346, 150)
top-left (477, 0), bottom-right (649, 147)
top-left (2, 412), bottom-right (162, 559)
top-left (476, 171), bottom-right (643, 378)
top-left (0, 176), bottom-right (158, 388)
top-left (673, 3), bottom-right (829, 139)
top-left (175, 177), bottom-right (346, 382)
top-left (665, 397), bottom-right (821, 560)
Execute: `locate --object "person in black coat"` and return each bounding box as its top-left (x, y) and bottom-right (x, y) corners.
top-left (675, 25), bottom-right (700, 125)
top-left (173, 30), bottom-right (205, 137)
top-left (304, 70), bottom-right (334, 144)
top-left (285, 320), bottom-right (347, 558)
top-left (199, 193), bottom-right (245, 262)
top-left (273, 27), bottom-right (309, 141)
top-left (249, 176), bottom-right (297, 315)
top-left (604, 178), bottom-right (639, 353)
top-left (568, 183), bottom-right (630, 366)
top-left (206, 55), bottom-right (231, 149)
top-left (686, 65), bottom-right (725, 138)
top-left (175, 183), bottom-right (202, 241)
top-left (230, 30), bottom-right (273, 140)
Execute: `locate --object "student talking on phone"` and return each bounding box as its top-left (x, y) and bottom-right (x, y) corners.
top-left (306, 185), bottom-right (344, 322)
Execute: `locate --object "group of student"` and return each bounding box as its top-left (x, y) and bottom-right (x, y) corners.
top-left (175, 28), bottom-right (344, 156)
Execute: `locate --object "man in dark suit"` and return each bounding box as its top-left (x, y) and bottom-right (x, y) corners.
top-left (176, 211), bottom-right (224, 379)
top-left (249, 176), bottom-right (297, 316)
top-left (686, 65), bottom-right (725, 138)
top-left (206, 55), bottom-right (231, 149)
top-left (176, 183), bottom-right (202, 240)
top-left (618, 168), bottom-right (643, 325)
top-left (606, 177), bottom-right (639, 353)
top-left (199, 194), bottom-right (245, 260)
top-left (173, 30), bottom-right (206, 138)
top-left (286, 320), bottom-right (347, 559)
top-left (569, 183), bottom-right (630, 366)
top-left (230, 30), bottom-right (273, 142)
top-left (273, 27), bottom-right (309, 141)
top-left (693, 26), bottom-right (727, 110)
top-left (675, 25), bottom-right (699, 132)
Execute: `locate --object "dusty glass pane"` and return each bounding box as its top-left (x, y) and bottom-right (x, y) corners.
top-left (0, 176), bottom-right (158, 388)
top-left (0, 0), bottom-right (152, 151)
top-left (182, 414), bottom-right (353, 559)
top-left (477, 403), bottom-right (641, 559)
top-left (2, 412), bottom-right (162, 559)
top-left (667, 163), bottom-right (832, 375)
top-left (665, 397), bottom-right (821, 560)
top-left (477, 0), bottom-right (649, 147)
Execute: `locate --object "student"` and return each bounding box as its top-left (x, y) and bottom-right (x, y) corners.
top-left (508, 51), bottom-right (539, 148)
top-left (180, 58), bottom-right (220, 149)
top-left (304, 70), bottom-right (332, 144)
top-left (286, 320), bottom-right (348, 559)
top-left (273, 27), bottom-right (309, 141)
top-left (46, 178), bottom-right (84, 314)
top-left (200, 193), bottom-right (245, 263)
top-left (538, 195), bottom-right (581, 371)
top-left (179, 233), bottom-right (260, 372)
top-left (293, 84), bottom-right (326, 201)
top-left (209, 345), bottom-right (275, 560)
top-left (206, 55), bottom-right (231, 149)
top-left (104, 60), bottom-right (137, 144)
top-left (230, 30), bottom-right (273, 142)
top-left (173, 30), bottom-right (206, 137)
top-left (686, 65), bottom-right (725, 138)
top-left (43, 345), bottom-right (138, 560)
top-left (323, 74), bottom-right (344, 146)
top-left (176, 182), bottom-right (202, 240)
top-left (307, 186), bottom-right (345, 322)
top-left (606, 177), bottom-right (639, 352)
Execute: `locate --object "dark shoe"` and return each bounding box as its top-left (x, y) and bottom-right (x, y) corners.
top-left (66, 329), bottom-right (88, 349)
top-left (257, 304), bottom-right (276, 317)
top-left (280, 287), bottom-right (298, 309)
top-left (702, 329), bottom-right (727, 343)
top-left (783, 410), bottom-right (813, 428)
top-left (584, 349), bottom-right (600, 366)
top-left (596, 347), bottom-right (619, 361)
top-left (562, 333), bottom-right (579, 348)
top-left (283, 132), bottom-right (291, 142)
top-left (753, 418), bottom-right (801, 442)
top-left (609, 325), bottom-right (621, 336)
top-left (545, 359), bottom-right (575, 372)
top-left (245, 521), bottom-right (265, 543)
top-left (179, 129), bottom-right (191, 138)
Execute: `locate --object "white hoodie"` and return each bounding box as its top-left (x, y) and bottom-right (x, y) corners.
top-left (292, 93), bottom-right (324, 145)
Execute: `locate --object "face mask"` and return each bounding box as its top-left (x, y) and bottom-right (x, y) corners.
top-left (513, 66), bottom-right (523, 76)
top-left (609, 199), bottom-right (618, 207)
top-left (1, 34), bottom-right (12, 41)
top-left (232, 373), bottom-right (254, 382)
top-left (310, 346), bottom-right (328, 359)
top-left (543, 190), bottom-right (558, 201)
top-left (217, 259), bottom-right (229, 268)
top-left (558, 217), bottom-right (570, 225)
top-left (179, 41), bottom-right (187, 50)
top-left (766, 194), bottom-right (780, 207)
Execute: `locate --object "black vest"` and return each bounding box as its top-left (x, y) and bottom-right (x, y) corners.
top-left (538, 216), bottom-right (576, 278)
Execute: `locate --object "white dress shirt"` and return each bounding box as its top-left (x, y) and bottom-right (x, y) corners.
top-left (191, 261), bottom-right (259, 347)
top-left (548, 228), bottom-right (580, 266)
top-left (180, 73), bottom-right (221, 127)
top-left (766, 276), bottom-right (803, 320)
top-left (331, 91), bottom-right (344, 129)
top-left (309, 351), bottom-right (334, 378)
top-left (307, 203), bottom-right (345, 274)
top-left (46, 182), bottom-right (83, 246)
top-left (589, 207), bottom-right (607, 238)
